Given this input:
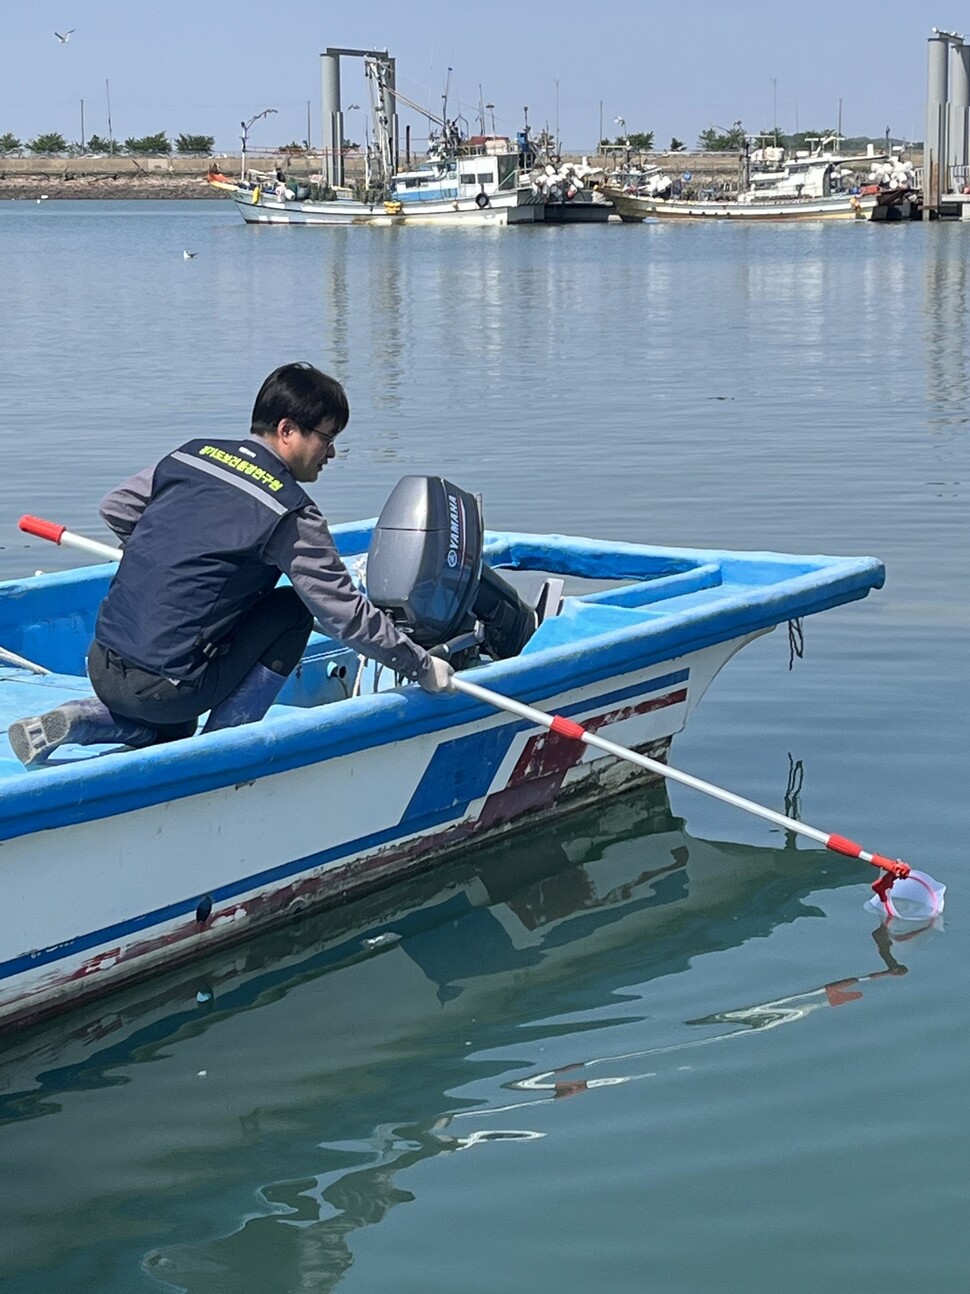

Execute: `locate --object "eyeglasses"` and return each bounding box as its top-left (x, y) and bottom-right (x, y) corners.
top-left (300, 422), bottom-right (339, 446)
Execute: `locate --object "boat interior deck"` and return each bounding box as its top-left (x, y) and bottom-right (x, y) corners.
top-left (0, 533), bottom-right (884, 781)
top-left (0, 630), bottom-right (363, 777)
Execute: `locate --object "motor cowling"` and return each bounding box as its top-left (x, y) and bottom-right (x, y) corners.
top-left (366, 476), bottom-right (537, 659)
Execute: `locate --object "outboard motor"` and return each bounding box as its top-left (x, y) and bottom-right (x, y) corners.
top-left (366, 476), bottom-right (539, 661)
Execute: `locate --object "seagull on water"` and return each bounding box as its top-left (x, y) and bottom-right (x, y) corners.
top-left (54, 30), bottom-right (75, 43)
top-left (183, 250), bottom-right (198, 259)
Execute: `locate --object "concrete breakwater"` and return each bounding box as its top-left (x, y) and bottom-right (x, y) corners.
top-left (0, 148), bottom-right (913, 201)
top-left (0, 174), bottom-right (227, 200)
top-left (0, 156), bottom-right (233, 200)
top-left (0, 151), bottom-right (746, 201)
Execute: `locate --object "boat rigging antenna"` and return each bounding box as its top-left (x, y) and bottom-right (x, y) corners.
top-left (442, 66), bottom-right (452, 125)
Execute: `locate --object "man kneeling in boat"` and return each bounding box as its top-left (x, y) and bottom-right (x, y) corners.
top-left (8, 362), bottom-right (454, 767)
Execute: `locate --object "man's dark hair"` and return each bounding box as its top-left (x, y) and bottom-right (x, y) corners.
top-left (250, 362), bottom-right (350, 437)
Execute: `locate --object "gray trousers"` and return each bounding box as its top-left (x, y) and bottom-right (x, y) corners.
top-left (88, 587), bottom-right (313, 741)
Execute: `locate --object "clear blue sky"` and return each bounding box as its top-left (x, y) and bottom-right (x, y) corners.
top-left (4, 2), bottom-right (956, 153)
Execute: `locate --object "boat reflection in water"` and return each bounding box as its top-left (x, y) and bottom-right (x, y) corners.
top-left (0, 781), bottom-right (912, 1290)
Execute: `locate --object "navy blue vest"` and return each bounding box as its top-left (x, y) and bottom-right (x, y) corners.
top-left (95, 437), bottom-right (311, 679)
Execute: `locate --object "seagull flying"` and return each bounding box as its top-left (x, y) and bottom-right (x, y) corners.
top-left (183, 250), bottom-right (198, 259)
top-left (54, 30), bottom-right (75, 43)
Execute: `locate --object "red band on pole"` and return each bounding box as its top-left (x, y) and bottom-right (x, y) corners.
top-left (826, 834), bottom-right (862, 858)
top-left (828, 834), bottom-right (910, 880)
top-left (550, 714), bottom-right (587, 742)
top-left (19, 515), bottom-right (66, 545)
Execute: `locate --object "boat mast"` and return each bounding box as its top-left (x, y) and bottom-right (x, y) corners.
top-left (738, 133), bottom-right (751, 194)
top-left (364, 55), bottom-right (395, 193)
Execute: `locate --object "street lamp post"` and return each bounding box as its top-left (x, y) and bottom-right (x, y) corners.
top-left (613, 115), bottom-right (627, 162)
top-left (345, 103), bottom-right (361, 147)
top-left (240, 107), bottom-right (277, 182)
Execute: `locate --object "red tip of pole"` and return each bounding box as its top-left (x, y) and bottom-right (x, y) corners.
top-left (19, 515), bottom-right (66, 545)
top-left (869, 853), bottom-right (910, 880)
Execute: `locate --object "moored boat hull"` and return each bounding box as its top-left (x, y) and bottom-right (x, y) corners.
top-left (228, 186), bottom-right (544, 227)
top-left (607, 187), bottom-right (879, 222)
top-left (231, 189), bottom-right (403, 226)
top-left (226, 179), bottom-right (548, 227)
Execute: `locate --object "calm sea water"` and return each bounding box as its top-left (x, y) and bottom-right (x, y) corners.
top-left (0, 202), bottom-right (967, 1293)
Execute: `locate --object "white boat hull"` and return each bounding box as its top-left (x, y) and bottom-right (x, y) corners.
top-left (0, 639), bottom-right (746, 1031)
top-left (607, 188), bottom-right (880, 222)
top-left (231, 189), bottom-right (544, 227)
top-left (232, 191), bottom-right (401, 226)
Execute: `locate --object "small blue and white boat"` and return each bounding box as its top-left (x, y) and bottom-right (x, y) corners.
top-left (0, 476), bottom-right (884, 1032)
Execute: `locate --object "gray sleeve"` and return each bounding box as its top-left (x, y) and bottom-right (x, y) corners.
top-left (99, 466), bottom-right (155, 542)
top-left (264, 504), bottom-right (434, 683)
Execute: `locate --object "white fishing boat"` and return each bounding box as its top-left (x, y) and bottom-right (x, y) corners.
top-left (0, 474), bottom-right (890, 1032)
top-left (214, 176), bottom-right (403, 226)
top-left (608, 186), bottom-right (877, 222)
top-left (606, 139), bottom-right (916, 223)
top-left (216, 52), bottom-right (542, 228)
top-left (216, 138), bottom-right (544, 228)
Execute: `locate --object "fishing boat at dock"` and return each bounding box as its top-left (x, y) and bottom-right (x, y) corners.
top-left (215, 53), bottom-right (543, 227)
top-left (213, 175), bottom-right (398, 227)
top-left (0, 474), bottom-right (885, 1033)
top-left (218, 136), bottom-right (544, 228)
top-left (606, 138), bottom-right (917, 222)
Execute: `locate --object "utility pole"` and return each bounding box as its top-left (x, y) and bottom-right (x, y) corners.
top-left (80, 99), bottom-right (85, 149)
top-left (105, 79), bottom-right (113, 154)
top-left (306, 100), bottom-right (311, 149)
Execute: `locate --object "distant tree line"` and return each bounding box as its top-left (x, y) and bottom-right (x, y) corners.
top-left (598, 122), bottom-right (888, 154)
top-left (1, 121), bottom-right (902, 161)
top-left (595, 121), bottom-right (899, 155)
top-left (0, 131), bottom-right (216, 157)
